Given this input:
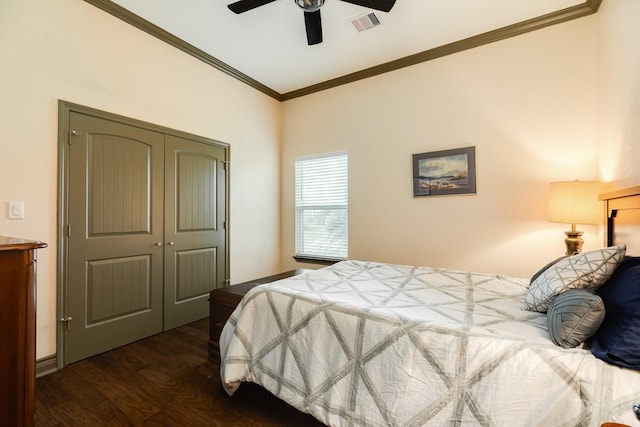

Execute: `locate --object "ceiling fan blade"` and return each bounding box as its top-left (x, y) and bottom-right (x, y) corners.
top-left (304, 10), bottom-right (323, 45)
top-left (228, 0), bottom-right (277, 14)
top-left (340, 0), bottom-right (396, 13)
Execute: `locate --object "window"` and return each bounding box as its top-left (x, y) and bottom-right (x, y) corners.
top-left (295, 152), bottom-right (348, 261)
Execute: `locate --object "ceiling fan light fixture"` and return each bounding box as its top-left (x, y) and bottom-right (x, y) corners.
top-left (295, 0), bottom-right (324, 12)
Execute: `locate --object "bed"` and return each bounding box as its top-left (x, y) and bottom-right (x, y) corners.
top-left (220, 186), bottom-right (640, 426)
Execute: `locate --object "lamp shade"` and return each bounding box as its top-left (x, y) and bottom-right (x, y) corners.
top-left (548, 181), bottom-right (603, 225)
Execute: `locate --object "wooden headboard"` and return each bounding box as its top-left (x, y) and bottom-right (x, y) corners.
top-left (600, 185), bottom-right (640, 255)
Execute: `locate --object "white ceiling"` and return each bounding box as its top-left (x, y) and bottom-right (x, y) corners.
top-left (104, 0), bottom-right (588, 97)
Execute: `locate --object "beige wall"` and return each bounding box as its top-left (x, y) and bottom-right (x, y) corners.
top-left (596, 0), bottom-right (640, 186)
top-left (281, 17), bottom-right (601, 278)
top-left (0, 0), bottom-right (282, 359)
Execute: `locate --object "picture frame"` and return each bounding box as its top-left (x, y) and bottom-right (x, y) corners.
top-left (412, 146), bottom-right (476, 197)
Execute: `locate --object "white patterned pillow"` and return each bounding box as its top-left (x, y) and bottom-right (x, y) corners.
top-left (524, 245), bottom-right (626, 312)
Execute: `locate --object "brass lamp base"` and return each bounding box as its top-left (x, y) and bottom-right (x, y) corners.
top-left (564, 229), bottom-right (584, 255)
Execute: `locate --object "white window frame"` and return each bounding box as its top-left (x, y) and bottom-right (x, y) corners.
top-left (295, 151), bottom-right (348, 261)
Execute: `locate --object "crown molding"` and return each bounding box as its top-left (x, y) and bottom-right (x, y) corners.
top-left (282, 0), bottom-right (602, 100)
top-left (84, 0), bottom-right (601, 102)
top-left (83, 0), bottom-right (283, 101)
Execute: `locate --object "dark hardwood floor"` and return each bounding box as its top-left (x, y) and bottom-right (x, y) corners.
top-left (35, 318), bottom-right (326, 426)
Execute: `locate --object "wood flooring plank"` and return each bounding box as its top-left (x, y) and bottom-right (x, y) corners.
top-left (74, 359), bottom-right (164, 423)
top-left (36, 318), bottom-right (325, 427)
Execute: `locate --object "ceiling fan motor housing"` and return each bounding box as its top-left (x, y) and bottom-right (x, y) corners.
top-left (295, 0), bottom-right (324, 12)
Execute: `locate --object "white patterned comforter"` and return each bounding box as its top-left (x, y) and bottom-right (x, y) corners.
top-left (220, 260), bottom-right (640, 426)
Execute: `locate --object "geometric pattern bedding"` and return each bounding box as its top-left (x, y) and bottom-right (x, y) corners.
top-left (220, 260), bottom-right (640, 426)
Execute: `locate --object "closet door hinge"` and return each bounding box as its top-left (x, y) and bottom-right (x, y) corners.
top-left (68, 130), bottom-right (81, 144)
top-left (66, 224), bottom-right (71, 238)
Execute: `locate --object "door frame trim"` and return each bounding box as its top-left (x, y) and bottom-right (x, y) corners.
top-left (56, 100), bottom-right (230, 369)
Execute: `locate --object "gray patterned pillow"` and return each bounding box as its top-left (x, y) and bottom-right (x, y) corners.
top-left (547, 289), bottom-right (605, 348)
top-left (524, 245), bottom-right (626, 312)
top-left (529, 256), bottom-right (567, 287)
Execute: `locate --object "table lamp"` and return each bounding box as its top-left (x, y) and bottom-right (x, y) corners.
top-left (548, 180), bottom-right (603, 255)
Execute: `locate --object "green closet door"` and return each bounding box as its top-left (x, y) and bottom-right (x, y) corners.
top-left (63, 106), bottom-right (229, 365)
top-left (163, 134), bottom-right (227, 330)
top-left (66, 112), bottom-right (165, 364)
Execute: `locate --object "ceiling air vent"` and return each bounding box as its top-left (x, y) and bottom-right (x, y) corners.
top-left (349, 12), bottom-right (381, 32)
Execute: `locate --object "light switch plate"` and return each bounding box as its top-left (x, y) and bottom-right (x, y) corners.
top-left (8, 201), bottom-right (24, 219)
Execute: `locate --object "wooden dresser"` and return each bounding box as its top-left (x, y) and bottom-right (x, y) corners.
top-left (209, 269), bottom-right (309, 362)
top-left (0, 236), bottom-right (47, 427)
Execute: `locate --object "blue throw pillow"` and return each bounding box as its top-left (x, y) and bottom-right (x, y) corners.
top-left (591, 256), bottom-right (640, 370)
top-left (547, 289), bottom-right (605, 349)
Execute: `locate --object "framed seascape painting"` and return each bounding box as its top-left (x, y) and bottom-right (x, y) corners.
top-left (412, 146), bottom-right (476, 197)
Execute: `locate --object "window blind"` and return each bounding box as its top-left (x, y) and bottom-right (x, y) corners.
top-left (295, 152), bottom-right (348, 260)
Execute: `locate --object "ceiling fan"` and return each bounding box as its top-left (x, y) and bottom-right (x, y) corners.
top-left (227, 0), bottom-right (396, 45)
